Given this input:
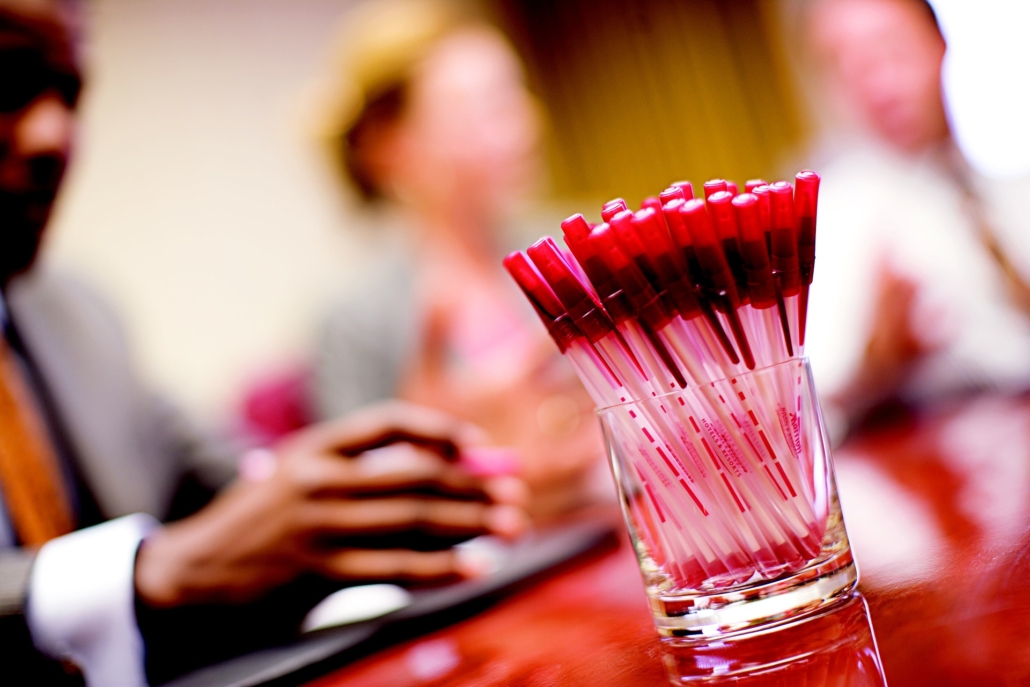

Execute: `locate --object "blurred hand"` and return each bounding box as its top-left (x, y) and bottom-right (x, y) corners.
top-left (863, 265), bottom-right (926, 375)
top-left (833, 262), bottom-right (941, 420)
top-left (134, 402), bottom-right (529, 609)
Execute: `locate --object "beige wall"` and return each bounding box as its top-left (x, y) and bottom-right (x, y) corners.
top-left (45, 0), bottom-right (361, 417)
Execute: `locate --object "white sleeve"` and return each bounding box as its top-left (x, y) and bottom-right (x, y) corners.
top-left (27, 514), bottom-right (159, 687)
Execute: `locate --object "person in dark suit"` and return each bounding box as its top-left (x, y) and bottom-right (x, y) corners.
top-left (0, 2), bottom-right (528, 684)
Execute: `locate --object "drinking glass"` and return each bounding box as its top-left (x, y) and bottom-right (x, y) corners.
top-left (597, 358), bottom-right (856, 638)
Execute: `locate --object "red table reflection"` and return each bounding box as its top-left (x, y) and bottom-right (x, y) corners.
top-left (308, 396), bottom-right (1030, 686)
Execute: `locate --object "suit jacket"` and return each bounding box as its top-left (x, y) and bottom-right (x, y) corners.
top-left (314, 252), bottom-right (417, 420)
top-left (0, 267), bottom-right (238, 684)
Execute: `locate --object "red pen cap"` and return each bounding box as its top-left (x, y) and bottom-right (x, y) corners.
top-left (769, 182), bottom-right (800, 295)
top-left (752, 184), bottom-right (772, 233)
top-left (659, 186), bottom-right (685, 206)
top-left (680, 200), bottom-right (738, 305)
top-left (561, 213), bottom-right (592, 246)
top-left (671, 181), bottom-right (694, 200)
top-left (744, 179), bottom-right (768, 193)
top-left (794, 172), bottom-right (820, 218)
top-left (795, 170), bottom-right (820, 286)
top-left (662, 198), bottom-right (701, 284)
top-left (504, 251), bottom-right (564, 319)
top-left (703, 179), bottom-right (727, 200)
top-left (725, 181), bottom-right (738, 196)
top-left (708, 191), bottom-right (750, 303)
top-left (528, 237), bottom-right (615, 343)
top-left (503, 251), bottom-right (581, 351)
top-left (662, 198), bottom-right (690, 247)
top-left (641, 196), bottom-right (662, 214)
top-left (601, 198), bottom-right (628, 223)
top-left (640, 196), bottom-right (669, 233)
top-left (663, 198), bottom-right (741, 363)
top-left (681, 199), bottom-right (754, 367)
top-left (731, 194), bottom-right (777, 309)
top-left (589, 223), bottom-right (673, 331)
top-left (562, 246), bottom-right (594, 297)
top-left (559, 214), bottom-right (598, 293)
top-left (647, 198), bottom-right (673, 237)
top-left (632, 208), bottom-right (701, 318)
top-left (707, 191), bottom-right (739, 241)
top-left (562, 219), bottom-right (636, 325)
top-left (610, 210), bottom-right (660, 286)
top-left (633, 207), bottom-right (680, 268)
top-left (733, 194), bottom-right (764, 245)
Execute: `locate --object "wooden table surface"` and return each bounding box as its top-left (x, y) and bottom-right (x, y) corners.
top-left (308, 396), bottom-right (1030, 686)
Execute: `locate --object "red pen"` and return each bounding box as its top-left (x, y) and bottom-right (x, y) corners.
top-left (662, 197), bottom-right (741, 366)
top-left (707, 191), bottom-right (751, 307)
top-left (660, 185), bottom-right (686, 207)
top-left (595, 216), bottom-right (689, 390)
top-left (640, 195), bottom-right (664, 217)
top-left (794, 171), bottom-right (821, 348)
top-left (601, 198), bottom-right (628, 223)
top-left (671, 180), bottom-right (695, 200)
top-left (703, 179), bottom-right (728, 200)
top-left (680, 199), bottom-right (756, 370)
top-left (769, 182), bottom-right (802, 353)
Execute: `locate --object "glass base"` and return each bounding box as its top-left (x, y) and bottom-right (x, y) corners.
top-left (649, 548), bottom-right (857, 639)
top-left (661, 590), bottom-right (885, 684)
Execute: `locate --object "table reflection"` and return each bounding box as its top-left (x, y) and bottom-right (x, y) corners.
top-left (662, 592), bottom-right (884, 685)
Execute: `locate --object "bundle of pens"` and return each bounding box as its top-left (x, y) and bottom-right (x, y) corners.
top-left (505, 172), bottom-right (827, 590)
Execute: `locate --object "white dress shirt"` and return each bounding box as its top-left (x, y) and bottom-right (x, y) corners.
top-left (28, 514), bottom-right (158, 686)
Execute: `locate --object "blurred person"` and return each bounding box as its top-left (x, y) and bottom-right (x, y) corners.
top-left (313, 0), bottom-right (605, 517)
top-left (800, 0), bottom-right (1030, 438)
top-left (0, 1), bottom-right (529, 684)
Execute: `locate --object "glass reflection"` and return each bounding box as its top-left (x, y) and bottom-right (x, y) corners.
top-left (662, 592), bottom-right (885, 685)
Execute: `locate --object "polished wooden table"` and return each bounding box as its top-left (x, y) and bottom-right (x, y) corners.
top-left (308, 396), bottom-right (1030, 686)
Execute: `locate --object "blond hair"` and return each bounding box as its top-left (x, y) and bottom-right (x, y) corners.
top-left (313, 0), bottom-right (483, 201)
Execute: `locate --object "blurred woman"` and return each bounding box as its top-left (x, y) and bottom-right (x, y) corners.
top-left (311, 0), bottom-right (605, 517)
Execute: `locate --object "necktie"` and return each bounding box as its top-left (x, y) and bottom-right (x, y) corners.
top-left (0, 339), bottom-right (74, 546)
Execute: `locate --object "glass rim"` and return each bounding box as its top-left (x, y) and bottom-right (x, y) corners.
top-left (594, 356), bottom-right (810, 414)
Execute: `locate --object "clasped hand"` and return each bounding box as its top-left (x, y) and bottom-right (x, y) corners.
top-left (134, 402), bottom-right (530, 608)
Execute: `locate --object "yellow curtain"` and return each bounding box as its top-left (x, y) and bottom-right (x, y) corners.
top-left (497, 0), bottom-right (807, 207)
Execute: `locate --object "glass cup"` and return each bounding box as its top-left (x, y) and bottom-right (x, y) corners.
top-left (597, 358), bottom-right (856, 639)
top-left (662, 591), bottom-right (885, 684)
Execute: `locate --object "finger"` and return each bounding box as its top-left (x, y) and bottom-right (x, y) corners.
top-left (352, 446), bottom-right (529, 506)
top-left (300, 498), bottom-right (528, 538)
top-left (285, 401), bottom-right (489, 460)
top-left (481, 475), bottom-right (531, 508)
top-left (285, 445), bottom-right (530, 506)
top-left (309, 548), bottom-right (491, 583)
top-left (291, 445), bottom-right (526, 503)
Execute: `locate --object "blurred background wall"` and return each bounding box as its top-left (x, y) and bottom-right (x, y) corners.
top-left (46, 0), bottom-right (807, 417)
top-left (47, 0), bottom-right (363, 417)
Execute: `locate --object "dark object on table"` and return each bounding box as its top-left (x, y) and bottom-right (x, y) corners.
top-left (163, 516), bottom-right (618, 687)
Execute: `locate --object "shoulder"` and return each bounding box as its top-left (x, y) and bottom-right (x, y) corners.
top-left (5, 266), bottom-right (128, 352)
top-left (322, 252), bottom-right (416, 339)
